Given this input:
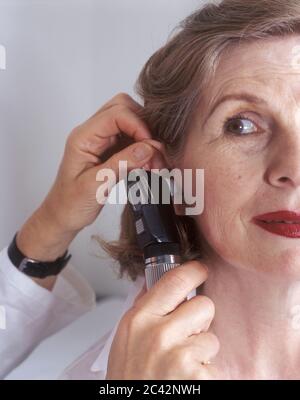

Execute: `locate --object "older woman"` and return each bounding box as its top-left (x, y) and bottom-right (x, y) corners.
top-left (2, 0), bottom-right (300, 380)
top-left (100, 0), bottom-right (300, 379)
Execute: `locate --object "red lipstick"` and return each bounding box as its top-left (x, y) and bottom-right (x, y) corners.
top-left (253, 210), bottom-right (300, 238)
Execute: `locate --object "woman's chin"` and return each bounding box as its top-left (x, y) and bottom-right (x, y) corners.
top-left (259, 247), bottom-right (300, 278)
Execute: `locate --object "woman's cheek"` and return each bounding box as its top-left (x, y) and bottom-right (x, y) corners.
top-left (196, 206), bottom-right (244, 266)
top-left (196, 170), bottom-right (246, 254)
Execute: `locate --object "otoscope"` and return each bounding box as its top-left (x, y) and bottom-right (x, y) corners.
top-left (126, 169), bottom-right (196, 301)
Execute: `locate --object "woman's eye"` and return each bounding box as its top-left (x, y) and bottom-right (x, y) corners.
top-left (224, 117), bottom-right (258, 136)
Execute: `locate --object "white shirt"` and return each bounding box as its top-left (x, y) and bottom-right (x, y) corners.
top-left (0, 246), bottom-right (145, 380)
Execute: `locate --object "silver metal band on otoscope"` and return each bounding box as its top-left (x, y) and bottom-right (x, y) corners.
top-left (144, 254), bottom-right (196, 300)
top-left (144, 254), bottom-right (182, 289)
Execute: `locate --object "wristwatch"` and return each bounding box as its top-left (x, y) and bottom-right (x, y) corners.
top-left (7, 232), bottom-right (72, 278)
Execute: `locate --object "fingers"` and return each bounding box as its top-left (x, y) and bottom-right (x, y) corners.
top-left (66, 103), bottom-right (158, 178)
top-left (101, 141), bottom-right (154, 178)
top-left (89, 92), bottom-right (144, 118)
top-left (84, 141), bottom-right (155, 206)
top-left (65, 92), bottom-right (169, 181)
top-left (164, 332), bottom-right (220, 377)
top-left (186, 332), bottom-right (220, 364)
top-left (139, 139), bottom-right (169, 170)
top-left (75, 104), bottom-right (153, 160)
top-left (135, 260), bottom-right (209, 317)
top-left (83, 136), bottom-right (169, 207)
top-left (163, 294), bottom-right (215, 340)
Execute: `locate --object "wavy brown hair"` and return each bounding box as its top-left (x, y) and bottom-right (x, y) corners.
top-left (92, 0), bottom-right (300, 282)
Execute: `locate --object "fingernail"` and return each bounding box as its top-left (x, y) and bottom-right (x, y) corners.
top-left (133, 144), bottom-right (152, 161)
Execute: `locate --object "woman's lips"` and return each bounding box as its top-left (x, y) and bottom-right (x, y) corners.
top-left (253, 210), bottom-right (300, 238)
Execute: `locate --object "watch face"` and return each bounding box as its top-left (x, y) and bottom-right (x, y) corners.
top-left (19, 258), bottom-right (36, 273)
top-left (16, 253), bottom-right (71, 278)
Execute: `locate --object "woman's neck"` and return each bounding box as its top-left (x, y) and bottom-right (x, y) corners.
top-left (198, 257), bottom-right (300, 379)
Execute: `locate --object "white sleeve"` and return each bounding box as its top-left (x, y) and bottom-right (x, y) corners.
top-left (0, 246), bottom-right (96, 379)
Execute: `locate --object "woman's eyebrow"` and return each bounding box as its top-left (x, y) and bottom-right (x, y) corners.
top-left (202, 92), bottom-right (267, 127)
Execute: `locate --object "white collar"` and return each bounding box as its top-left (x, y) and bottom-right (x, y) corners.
top-left (90, 274), bottom-right (145, 374)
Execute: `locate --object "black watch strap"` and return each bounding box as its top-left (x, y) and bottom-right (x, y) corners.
top-left (8, 232), bottom-right (72, 279)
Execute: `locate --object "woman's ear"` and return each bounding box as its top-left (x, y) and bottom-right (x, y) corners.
top-left (172, 201), bottom-right (186, 216)
top-left (140, 139), bottom-right (187, 215)
top-left (168, 176), bottom-right (186, 216)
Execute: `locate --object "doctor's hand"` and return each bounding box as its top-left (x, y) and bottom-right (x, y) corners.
top-left (106, 261), bottom-right (220, 380)
top-left (16, 93), bottom-right (166, 289)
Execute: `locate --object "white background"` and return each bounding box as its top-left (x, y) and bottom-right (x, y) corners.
top-left (0, 0), bottom-right (205, 297)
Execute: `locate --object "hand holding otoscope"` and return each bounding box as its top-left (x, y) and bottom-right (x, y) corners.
top-left (126, 169), bottom-right (196, 300)
top-left (92, 96), bottom-right (219, 379)
top-left (107, 169), bottom-right (218, 379)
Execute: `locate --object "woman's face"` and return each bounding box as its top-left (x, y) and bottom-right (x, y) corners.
top-left (179, 35), bottom-right (300, 278)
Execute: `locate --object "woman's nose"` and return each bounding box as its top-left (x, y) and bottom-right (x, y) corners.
top-left (266, 133), bottom-right (300, 189)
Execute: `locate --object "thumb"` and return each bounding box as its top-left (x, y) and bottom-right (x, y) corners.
top-left (132, 281), bottom-right (147, 307)
top-left (104, 141), bottom-right (154, 178)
